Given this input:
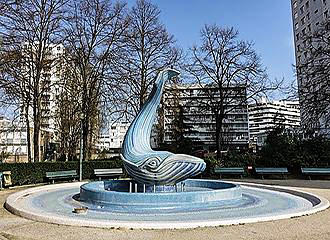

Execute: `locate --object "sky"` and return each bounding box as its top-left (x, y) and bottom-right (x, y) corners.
top-left (128, 0), bottom-right (296, 99)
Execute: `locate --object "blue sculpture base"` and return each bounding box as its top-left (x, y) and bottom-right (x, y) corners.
top-left (79, 179), bottom-right (242, 213)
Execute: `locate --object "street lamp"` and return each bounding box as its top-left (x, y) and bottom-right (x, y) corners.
top-left (79, 113), bottom-right (84, 181)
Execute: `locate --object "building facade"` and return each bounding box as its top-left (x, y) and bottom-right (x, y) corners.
top-left (0, 117), bottom-right (27, 162)
top-left (163, 84), bottom-right (249, 151)
top-left (97, 122), bottom-right (130, 152)
top-left (248, 99), bottom-right (301, 147)
top-left (0, 116), bottom-right (53, 163)
top-left (291, 0), bottom-right (330, 136)
top-left (20, 43), bottom-right (64, 134)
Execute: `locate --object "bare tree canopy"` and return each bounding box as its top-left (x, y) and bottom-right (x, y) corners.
top-left (61, 0), bottom-right (128, 160)
top-left (0, 0), bottom-right (66, 162)
top-left (110, 0), bottom-right (181, 118)
top-left (185, 24), bottom-right (280, 160)
top-left (296, 20), bottom-right (330, 135)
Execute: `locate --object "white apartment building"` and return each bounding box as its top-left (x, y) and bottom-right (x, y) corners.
top-left (291, 0), bottom-right (330, 136)
top-left (0, 116), bottom-right (55, 162)
top-left (21, 43), bottom-right (64, 133)
top-left (249, 99), bottom-right (301, 146)
top-left (163, 84), bottom-right (249, 151)
top-left (0, 117), bottom-right (28, 162)
top-left (97, 122), bottom-right (130, 151)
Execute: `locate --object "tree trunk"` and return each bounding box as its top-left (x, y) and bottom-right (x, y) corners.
top-left (82, 116), bottom-right (89, 161)
top-left (26, 121), bottom-right (32, 163)
top-left (33, 98), bottom-right (40, 162)
top-left (33, 118), bottom-right (40, 162)
top-left (215, 112), bottom-right (224, 164)
top-left (24, 106), bottom-right (32, 163)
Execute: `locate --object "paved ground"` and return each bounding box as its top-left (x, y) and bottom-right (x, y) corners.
top-left (1, 179), bottom-right (330, 240)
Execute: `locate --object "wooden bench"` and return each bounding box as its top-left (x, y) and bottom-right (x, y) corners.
top-left (255, 168), bottom-right (289, 179)
top-left (46, 170), bottom-right (78, 184)
top-left (94, 168), bottom-right (123, 180)
top-left (301, 168), bottom-right (330, 180)
top-left (214, 167), bottom-right (245, 179)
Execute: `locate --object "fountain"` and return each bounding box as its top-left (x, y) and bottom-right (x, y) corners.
top-left (5, 69), bottom-right (329, 229)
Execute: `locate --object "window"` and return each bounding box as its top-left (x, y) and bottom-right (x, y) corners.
top-left (323, 0), bottom-right (327, 4)
top-left (315, 9), bottom-right (319, 14)
top-left (297, 44), bottom-right (301, 52)
top-left (307, 13), bottom-right (310, 20)
top-left (301, 16), bottom-right (305, 24)
top-left (308, 24), bottom-right (311, 32)
top-left (300, 6), bottom-right (304, 14)
top-left (295, 22), bottom-right (299, 30)
top-left (325, 10), bottom-right (329, 18)
top-left (305, 1), bottom-right (309, 8)
top-left (302, 28), bottom-right (306, 35)
top-left (294, 1), bottom-right (297, 8)
top-left (296, 33), bottom-right (300, 40)
top-left (316, 21), bottom-right (320, 26)
top-left (295, 12), bottom-right (298, 19)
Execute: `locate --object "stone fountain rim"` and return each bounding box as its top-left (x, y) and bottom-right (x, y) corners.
top-left (4, 180), bottom-right (330, 229)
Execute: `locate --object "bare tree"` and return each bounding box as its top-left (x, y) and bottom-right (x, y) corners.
top-left (111, 0), bottom-right (181, 117)
top-left (185, 25), bottom-right (280, 161)
top-left (53, 65), bottom-right (81, 161)
top-left (296, 20), bottom-right (330, 136)
top-left (62, 0), bottom-right (128, 161)
top-left (0, 0), bottom-right (66, 162)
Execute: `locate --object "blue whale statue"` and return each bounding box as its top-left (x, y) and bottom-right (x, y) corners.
top-left (121, 69), bottom-right (206, 185)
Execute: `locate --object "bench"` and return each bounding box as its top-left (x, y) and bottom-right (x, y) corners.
top-left (301, 168), bottom-right (330, 180)
top-left (94, 168), bottom-right (123, 180)
top-left (46, 170), bottom-right (78, 184)
top-left (214, 167), bottom-right (245, 179)
top-left (255, 168), bottom-right (289, 179)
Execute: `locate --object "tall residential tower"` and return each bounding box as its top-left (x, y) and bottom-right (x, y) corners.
top-left (291, 0), bottom-right (330, 136)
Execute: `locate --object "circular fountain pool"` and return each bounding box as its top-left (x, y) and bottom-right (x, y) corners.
top-left (5, 179), bottom-right (329, 229)
top-left (79, 180), bottom-right (242, 213)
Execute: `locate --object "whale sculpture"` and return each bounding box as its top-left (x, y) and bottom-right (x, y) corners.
top-left (121, 69), bottom-right (206, 185)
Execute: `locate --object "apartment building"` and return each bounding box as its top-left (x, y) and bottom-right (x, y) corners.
top-left (97, 122), bottom-right (130, 151)
top-left (291, 0), bottom-right (330, 136)
top-left (20, 43), bottom-right (64, 134)
top-left (0, 117), bottom-right (27, 162)
top-left (163, 84), bottom-right (249, 151)
top-left (0, 116), bottom-right (54, 163)
top-left (249, 99), bottom-right (301, 146)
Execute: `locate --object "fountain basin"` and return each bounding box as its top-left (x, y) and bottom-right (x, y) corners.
top-left (79, 179), bottom-right (242, 213)
top-left (5, 180), bottom-right (329, 229)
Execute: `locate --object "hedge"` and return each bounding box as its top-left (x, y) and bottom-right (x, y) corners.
top-left (0, 158), bottom-right (123, 186)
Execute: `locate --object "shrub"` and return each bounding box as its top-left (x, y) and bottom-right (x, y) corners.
top-left (257, 127), bottom-right (330, 171)
top-left (222, 152), bottom-right (257, 167)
